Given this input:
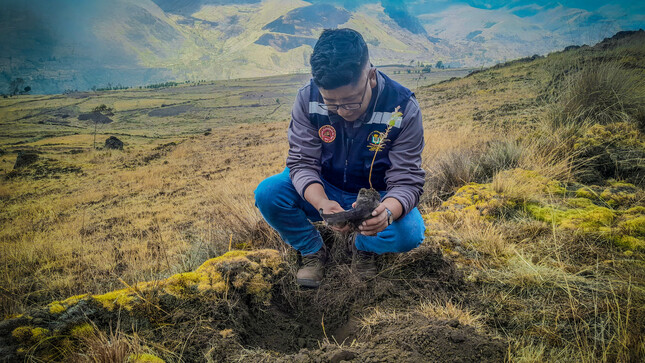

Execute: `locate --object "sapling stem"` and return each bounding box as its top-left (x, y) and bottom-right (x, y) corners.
top-left (368, 106), bottom-right (402, 189)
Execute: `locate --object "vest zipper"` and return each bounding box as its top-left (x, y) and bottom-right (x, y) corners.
top-left (343, 125), bottom-right (353, 189)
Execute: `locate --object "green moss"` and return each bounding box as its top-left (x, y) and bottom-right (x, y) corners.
top-left (526, 202), bottom-right (615, 233)
top-left (11, 326), bottom-right (50, 344)
top-left (159, 249), bottom-right (284, 302)
top-left (618, 216), bottom-right (645, 236)
top-left (442, 182), bottom-right (513, 220)
top-left (31, 327), bottom-right (49, 341)
top-left (600, 182), bottom-right (637, 207)
top-left (49, 302), bottom-right (65, 314)
top-left (48, 294), bottom-right (89, 314)
top-left (93, 288), bottom-right (136, 311)
top-left (526, 194), bottom-right (645, 250)
top-left (246, 273), bottom-right (272, 304)
top-left (625, 206), bottom-right (645, 214)
top-left (163, 271), bottom-right (202, 298)
top-left (575, 187), bottom-right (596, 199)
top-left (62, 294), bottom-right (88, 306)
top-left (545, 180), bottom-right (567, 195)
top-left (11, 326), bottom-right (33, 342)
top-left (608, 180), bottom-right (638, 188)
top-left (70, 323), bottom-right (94, 338)
top-left (128, 353), bottom-right (165, 362)
top-left (614, 235), bottom-right (645, 250)
top-left (573, 123), bottom-right (645, 186)
top-left (565, 197), bottom-right (595, 208)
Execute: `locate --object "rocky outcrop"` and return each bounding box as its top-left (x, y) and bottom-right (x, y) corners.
top-left (105, 136), bottom-right (124, 150)
top-left (13, 151), bottom-right (39, 169)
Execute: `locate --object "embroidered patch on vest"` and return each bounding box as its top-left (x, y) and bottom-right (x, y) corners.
top-left (367, 130), bottom-right (385, 151)
top-left (318, 125), bottom-right (336, 143)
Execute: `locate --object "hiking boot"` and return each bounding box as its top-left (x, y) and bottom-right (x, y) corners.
top-left (353, 250), bottom-right (378, 279)
top-left (296, 247), bottom-right (327, 288)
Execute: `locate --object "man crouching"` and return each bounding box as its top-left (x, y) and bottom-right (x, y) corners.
top-left (254, 28), bottom-right (426, 288)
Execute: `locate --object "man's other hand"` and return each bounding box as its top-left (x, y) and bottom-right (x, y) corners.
top-left (356, 202), bottom-right (388, 236)
top-left (318, 200), bottom-right (351, 233)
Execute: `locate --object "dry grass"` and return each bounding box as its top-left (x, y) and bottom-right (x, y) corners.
top-left (64, 320), bottom-right (171, 363)
top-left (0, 121), bottom-right (289, 316)
top-left (417, 299), bottom-right (484, 331)
top-left (357, 306), bottom-right (405, 338)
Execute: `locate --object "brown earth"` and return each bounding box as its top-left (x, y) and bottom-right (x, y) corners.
top-left (0, 229), bottom-right (506, 362)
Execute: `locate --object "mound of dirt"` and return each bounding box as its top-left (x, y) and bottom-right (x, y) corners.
top-left (270, 317), bottom-right (505, 363)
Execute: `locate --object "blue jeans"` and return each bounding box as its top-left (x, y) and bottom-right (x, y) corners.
top-left (254, 168), bottom-right (425, 255)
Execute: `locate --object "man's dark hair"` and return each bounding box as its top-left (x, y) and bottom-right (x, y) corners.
top-left (310, 28), bottom-right (369, 90)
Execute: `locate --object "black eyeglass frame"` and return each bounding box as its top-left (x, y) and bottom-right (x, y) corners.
top-left (318, 70), bottom-right (373, 111)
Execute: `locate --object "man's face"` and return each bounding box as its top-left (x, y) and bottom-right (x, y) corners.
top-left (318, 68), bottom-right (376, 122)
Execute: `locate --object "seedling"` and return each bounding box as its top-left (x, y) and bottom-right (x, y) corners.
top-left (368, 106), bottom-right (401, 189)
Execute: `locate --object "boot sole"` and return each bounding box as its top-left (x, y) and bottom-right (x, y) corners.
top-left (296, 277), bottom-right (321, 288)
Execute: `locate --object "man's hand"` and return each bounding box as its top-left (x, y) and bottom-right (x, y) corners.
top-left (355, 197), bottom-right (402, 236)
top-left (318, 199), bottom-right (351, 233)
top-left (356, 202), bottom-right (389, 236)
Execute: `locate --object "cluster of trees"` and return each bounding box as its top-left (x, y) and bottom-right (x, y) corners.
top-left (92, 84), bottom-right (130, 92)
top-left (143, 81), bottom-right (180, 89)
top-left (4, 78), bottom-right (31, 97)
top-left (392, 60), bottom-right (446, 75)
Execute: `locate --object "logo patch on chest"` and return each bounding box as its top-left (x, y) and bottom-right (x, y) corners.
top-left (367, 130), bottom-right (386, 151)
top-left (318, 125), bottom-right (336, 143)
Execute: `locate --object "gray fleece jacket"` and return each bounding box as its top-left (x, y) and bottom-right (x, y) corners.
top-left (286, 70), bottom-right (425, 217)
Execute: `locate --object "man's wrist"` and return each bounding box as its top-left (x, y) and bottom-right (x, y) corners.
top-left (385, 208), bottom-right (393, 225)
top-left (304, 182), bottom-right (328, 210)
top-left (381, 197), bottom-right (403, 221)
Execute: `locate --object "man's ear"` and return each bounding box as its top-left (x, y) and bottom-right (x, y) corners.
top-left (369, 68), bottom-right (377, 88)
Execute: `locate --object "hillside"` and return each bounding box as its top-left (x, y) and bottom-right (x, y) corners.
top-left (0, 31), bottom-right (644, 361)
top-left (2, 0), bottom-right (643, 94)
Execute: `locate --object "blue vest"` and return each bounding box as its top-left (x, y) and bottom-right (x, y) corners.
top-left (308, 71), bottom-right (413, 193)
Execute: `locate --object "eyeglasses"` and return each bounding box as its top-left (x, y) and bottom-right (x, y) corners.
top-left (319, 75), bottom-right (370, 111)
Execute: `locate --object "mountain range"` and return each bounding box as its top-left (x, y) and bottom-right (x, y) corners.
top-left (1, 0), bottom-right (643, 94)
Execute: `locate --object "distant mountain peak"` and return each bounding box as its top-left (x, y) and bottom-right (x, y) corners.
top-left (262, 3), bottom-right (351, 36)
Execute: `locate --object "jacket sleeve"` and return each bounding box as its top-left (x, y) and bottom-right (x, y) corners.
top-left (383, 96), bottom-right (426, 217)
top-left (286, 84), bottom-right (324, 198)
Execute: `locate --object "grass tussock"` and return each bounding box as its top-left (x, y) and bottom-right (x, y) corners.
top-left (555, 62), bottom-right (645, 129)
top-left (67, 321), bottom-right (169, 363)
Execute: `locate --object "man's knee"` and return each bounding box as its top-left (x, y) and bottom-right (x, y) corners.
top-left (254, 170), bottom-right (294, 212)
top-left (395, 212), bottom-right (426, 252)
top-left (398, 228), bottom-right (425, 252)
top-left (254, 177), bottom-right (272, 210)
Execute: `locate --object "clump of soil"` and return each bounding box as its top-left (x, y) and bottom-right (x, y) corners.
top-left (266, 317), bottom-right (505, 362)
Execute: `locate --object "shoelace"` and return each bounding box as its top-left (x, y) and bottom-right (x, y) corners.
top-left (302, 255), bottom-right (320, 267)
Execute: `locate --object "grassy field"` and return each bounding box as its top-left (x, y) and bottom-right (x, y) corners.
top-left (0, 68), bottom-right (471, 312)
top-left (1, 32), bottom-right (644, 362)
